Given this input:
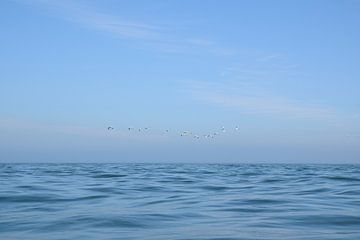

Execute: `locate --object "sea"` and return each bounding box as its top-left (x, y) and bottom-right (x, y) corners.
top-left (1, 163), bottom-right (360, 240)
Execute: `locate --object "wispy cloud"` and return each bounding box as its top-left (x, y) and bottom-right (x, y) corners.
top-left (186, 81), bottom-right (336, 119)
top-left (256, 54), bottom-right (283, 62)
top-left (219, 55), bottom-right (300, 85)
top-left (199, 93), bottom-right (334, 119)
top-left (20, 0), bottom-right (161, 40)
top-left (18, 0), bottom-right (233, 55)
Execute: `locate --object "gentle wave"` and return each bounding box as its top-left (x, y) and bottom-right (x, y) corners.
top-left (0, 163), bottom-right (360, 239)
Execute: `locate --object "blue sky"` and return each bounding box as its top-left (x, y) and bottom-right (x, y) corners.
top-left (1, 0), bottom-right (359, 163)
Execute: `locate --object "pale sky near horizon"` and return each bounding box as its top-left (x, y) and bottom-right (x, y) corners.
top-left (1, 0), bottom-right (359, 163)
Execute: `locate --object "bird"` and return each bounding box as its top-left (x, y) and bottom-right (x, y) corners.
top-left (221, 126), bottom-right (226, 132)
top-left (182, 131), bottom-right (189, 136)
top-left (235, 126), bottom-right (239, 131)
top-left (107, 126), bottom-right (114, 130)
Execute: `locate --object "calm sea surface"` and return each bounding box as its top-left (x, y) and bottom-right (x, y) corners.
top-left (1, 164), bottom-right (360, 240)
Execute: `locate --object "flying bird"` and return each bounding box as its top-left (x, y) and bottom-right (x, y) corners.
top-left (107, 126), bottom-right (114, 130)
top-left (181, 131), bottom-right (190, 136)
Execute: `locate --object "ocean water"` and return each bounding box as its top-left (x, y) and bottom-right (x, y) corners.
top-left (1, 164), bottom-right (360, 240)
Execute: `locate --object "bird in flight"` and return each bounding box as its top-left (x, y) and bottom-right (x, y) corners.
top-left (106, 124), bottom-right (242, 140)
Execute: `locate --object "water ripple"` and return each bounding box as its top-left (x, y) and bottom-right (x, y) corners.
top-left (0, 163), bottom-right (359, 239)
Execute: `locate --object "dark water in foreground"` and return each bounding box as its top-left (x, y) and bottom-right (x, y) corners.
top-left (1, 164), bottom-right (360, 240)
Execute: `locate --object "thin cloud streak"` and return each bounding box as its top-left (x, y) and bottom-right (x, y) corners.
top-left (256, 54), bottom-right (283, 62)
top-left (187, 81), bottom-right (336, 119)
top-left (18, 0), bottom-right (233, 55)
top-left (199, 93), bottom-right (335, 119)
top-left (20, 0), bottom-right (162, 40)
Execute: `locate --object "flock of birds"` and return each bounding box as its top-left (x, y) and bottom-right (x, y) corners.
top-left (107, 126), bottom-right (240, 140)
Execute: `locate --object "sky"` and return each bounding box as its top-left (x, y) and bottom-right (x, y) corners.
top-left (0, 0), bottom-right (359, 163)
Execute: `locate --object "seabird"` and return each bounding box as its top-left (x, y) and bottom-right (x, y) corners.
top-left (107, 126), bottom-right (114, 130)
top-left (181, 131), bottom-right (189, 136)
